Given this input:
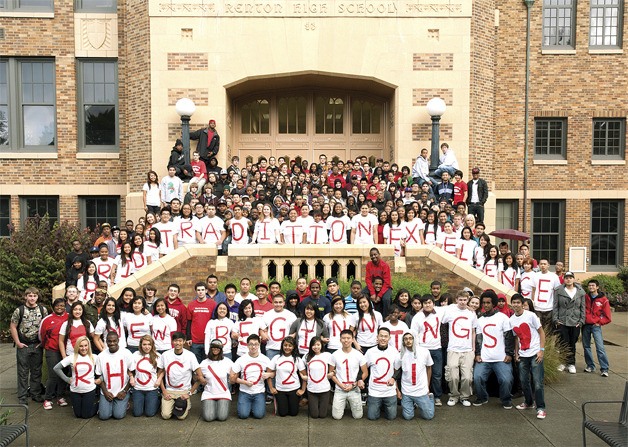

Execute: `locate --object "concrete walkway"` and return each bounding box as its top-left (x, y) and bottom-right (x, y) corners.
top-left (1, 313), bottom-right (626, 447)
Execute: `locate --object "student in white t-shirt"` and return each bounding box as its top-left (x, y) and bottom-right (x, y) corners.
top-left (262, 295), bottom-right (297, 360)
top-left (232, 299), bottom-right (267, 358)
top-left (153, 207), bottom-right (179, 256)
top-left (483, 245), bottom-right (501, 280)
top-left (364, 327), bottom-right (401, 420)
top-left (305, 211), bottom-right (329, 244)
top-left (132, 335), bottom-right (162, 417)
top-left (230, 333), bottom-right (272, 419)
top-left (499, 252), bottom-right (521, 292)
top-left (121, 296), bottom-right (153, 353)
top-left (397, 331), bottom-right (435, 420)
top-left (174, 204), bottom-right (197, 247)
top-left (323, 297), bottom-right (356, 352)
top-left (199, 339), bottom-right (234, 422)
top-left (204, 302), bottom-right (235, 357)
top-left (532, 259), bottom-right (561, 327)
top-left (280, 209), bottom-right (305, 244)
top-left (299, 336), bottom-right (334, 419)
top-left (195, 204), bottom-right (225, 249)
top-left (327, 202), bottom-right (351, 244)
top-left (456, 226), bottom-right (478, 267)
top-left (330, 330), bottom-right (368, 420)
top-left (403, 208), bottom-right (424, 246)
top-left (380, 305), bottom-right (409, 352)
top-left (95, 331), bottom-right (135, 420)
top-left (151, 298), bottom-right (177, 353)
top-left (266, 337), bottom-right (306, 417)
top-left (436, 221), bottom-right (457, 256)
top-left (94, 297), bottom-right (127, 352)
top-left (519, 258), bottom-right (537, 300)
top-left (350, 204), bottom-right (378, 245)
top-left (229, 205), bottom-right (251, 245)
top-left (251, 204), bottom-right (281, 244)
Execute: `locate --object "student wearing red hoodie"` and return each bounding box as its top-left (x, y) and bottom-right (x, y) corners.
top-left (364, 247), bottom-right (392, 318)
top-left (582, 279), bottom-right (611, 376)
top-left (165, 284), bottom-right (189, 334)
top-left (39, 298), bottom-right (69, 410)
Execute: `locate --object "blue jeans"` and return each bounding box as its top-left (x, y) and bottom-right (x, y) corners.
top-left (432, 166), bottom-right (456, 181)
top-left (367, 395), bottom-right (397, 420)
top-left (132, 389), bottom-right (160, 417)
top-left (401, 394), bottom-right (434, 420)
top-left (191, 343), bottom-right (205, 363)
top-left (518, 356), bottom-right (545, 410)
top-left (473, 361), bottom-right (513, 405)
top-left (582, 325), bottom-right (609, 372)
top-left (98, 391), bottom-right (130, 420)
top-left (237, 392), bottom-right (266, 419)
top-left (429, 349), bottom-right (443, 399)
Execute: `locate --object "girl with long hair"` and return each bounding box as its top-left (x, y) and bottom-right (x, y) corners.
top-left (132, 335), bottom-right (162, 417)
top-left (54, 336), bottom-right (97, 418)
top-left (266, 336), bottom-right (305, 417)
top-left (151, 298), bottom-right (177, 353)
top-left (93, 297), bottom-right (126, 352)
top-left (299, 336), bottom-right (334, 419)
top-left (58, 302), bottom-right (95, 358)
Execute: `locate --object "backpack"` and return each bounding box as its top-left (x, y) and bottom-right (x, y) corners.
top-left (15, 304), bottom-right (47, 344)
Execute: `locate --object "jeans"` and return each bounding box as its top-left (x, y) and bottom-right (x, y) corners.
top-left (237, 392), bottom-right (266, 419)
top-left (367, 395), bottom-right (397, 420)
top-left (432, 165), bottom-right (456, 181)
top-left (191, 343), bottom-right (206, 363)
top-left (70, 390), bottom-right (97, 419)
top-left (132, 389), bottom-right (160, 417)
top-left (429, 349), bottom-right (443, 399)
top-left (202, 399), bottom-right (230, 421)
top-left (44, 349), bottom-right (66, 400)
top-left (16, 344), bottom-right (44, 400)
top-left (401, 394), bottom-right (434, 420)
top-left (474, 361), bottom-right (513, 405)
top-left (98, 390), bottom-right (130, 420)
top-left (127, 346), bottom-right (138, 354)
top-left (332, 387), bottom-right (363, 419)
top-left (518, 356), bottom-right (545, 410)
top-left (582, 324), bottom-right (609, 372)
top-left (265, 349), bottom-right (280, 361)
top-left (467, 203), bottom-right (485, 224)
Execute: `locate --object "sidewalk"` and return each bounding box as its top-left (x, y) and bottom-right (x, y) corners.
top-left (1, 314), bottom-right (626, 447)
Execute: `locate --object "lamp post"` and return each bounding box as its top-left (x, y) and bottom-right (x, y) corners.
top-left (175, 98), bottom-right (196, 165)
top-left (426, 97), bottom-right (447, 176)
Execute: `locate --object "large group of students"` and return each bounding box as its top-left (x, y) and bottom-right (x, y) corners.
top-left (10, 143), bottom-right (613, 425)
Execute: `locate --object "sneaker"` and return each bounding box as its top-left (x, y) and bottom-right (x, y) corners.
top-left (536, 409), bottom-right (547, 419)
top-left (31, 395), bottom-right (44, 403)
top-left (567, 365), bottom-right (577, 374)
top-left (503, 402), bottom-right (513, 410)
top-left (557, 364), bottom-right (566, 372)
top-left (516, 402), bottom-right (535, 410)
top-left (601, 371), bottom-right (609, 377)
top-left (265, 396), bottom-right (274, 404)
top-left (447, 398), bottom-right (458, 407)
top-left (43, 400), bottom-right (53, 410)
top-left (434, 398), bottom-right (442, 407)
top-left (461, 399), bottom-right (471, 407)
top-left (584, 366), bottom-right (595, 373)
top-left (57, 398), bottom-right (68, 407)
top-left (472, 398), bottom-right (488, 407)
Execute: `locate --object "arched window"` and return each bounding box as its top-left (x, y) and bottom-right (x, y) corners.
top-left (241, 98), bottom-right (269, 134)
top-left (315, 96), bottom-right (343, 134)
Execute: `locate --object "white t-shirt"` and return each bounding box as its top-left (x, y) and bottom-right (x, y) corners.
top-left (475, 312), bottom-right (511, 362)
top-left (423, 224), bottom-right (437, 245)
top-left (233, 318), bottom-right (267, 357)
top-left (270, 355), bottom-right (305, 392)
top-left (351, 214), bottom-right (378, 244)
top-left (520, 271), bottom-right (537, 299)
top-left (204, 318), bottom-right (235, 354)
top-left (436, 232), bottom-right (457, 255)
top-left (483, 259), bottom-right (499, 279)
top-left (442, 305), bottom-right (477, 352)
top-left (411, 308), bottom-right (445, 350)
top-left (254, 218), bottom-right (281, 244)
top-left (327, 215), bottom-right (351, 244)
top-left (355, 311), bottom-right (383, 347)
top-left (404, 219), bottom-right (424, 245)
top-left (280, 221), bottom-right (305, 244)
top-left (200, 358), bottom-right (234, 400)
top-left (306, 221), bottom-right (328, 244)
top-left (132, 351), bottom-right (161, 391)
top-left (381, 320), bottom-right (410, 352)
top-left (143, 183), bottom-right (161, 207)
top-left (303, 352), bottom-right (333, 393)
top-left (94, 317), bottom-right (127, 349)
top-left (533, 271), bottom-right (561, 312)
top-left (229, 217), bottom-right (251, 245)
top-left (510, 310), bottom-right (542, 358)
top-left (93, 257), bottom-right (115, 284)
top-left (60, 354), bottom-right (96, 393)
top-left (384, 223), bottom-right (406, 256)
top-left (159, 349), bottom-right (200, 391)
top-left (77, 276), bottom-right (98, 302)
top-left (153, 221), bottom-right (179, 255)
top-left (295, 318), bottom-right (319, 355)
top-left (95, 348), bottom-right (135, 395)
top-left (295, 215), bottom-right (315, 235)
top-left (232, 353), bottom-right (271, 395)
top-left (331, 348), bottom-right (366, 390)
top-left (196, 215), bottom-right (225, 246)
top-left (151, 314), bottom-right (177, 351)
top-left (499, 266), bottom-right (521, 291)
top-left (400, 346), bottom-right (433, 397)
top-left (122, 312), bottom-right (153, 347)
top-left (474, 246), bottom-right (486, 270)
top-left (262, 310), bottom-right (297, 350)
top-left (131, 252), bottom-right (148, 271)
top-left (456, 239), bottom-right (478, 266)
top-left (174, 216), bottom-right (197, 245)
top-left (114, 256), bottom-right (137, 284)
top-left (59, 320), bottom-right (95, 356)
top-left (143, 242), bottom-right (160, 263)
top-left (323, 313), bottom-right (356, 350)
top-left (364, 346), bottom-right (401, 398)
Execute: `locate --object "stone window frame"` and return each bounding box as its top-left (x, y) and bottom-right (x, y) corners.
top-left (590, 199), bottom-right (625, 270)
top-left (0, 58), bottom-right (57, 153)
top-left (0, 0), bottom-right (53, 12)
top-left (592, 118), bottom-right (626, 160)
top-left (534, 117), bottom-right (567, 160)
top-left (80, 196), bottom-right (120, 231)
top-left (77, 59), bottom-right (119, 153)
top-left (531, 199), bottom-right (565, 266)
top-left (542, 0), bottom-right (577, 49)
top-left (74, 0), bottom-right (116, 13)
top-left (589, 0), bottom-right (624, 49)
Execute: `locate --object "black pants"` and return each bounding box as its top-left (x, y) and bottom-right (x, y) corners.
top-left (556, 325), bottom-right (580, 366)
top-left (467, 203), bottom-right (485, 224)
top-left (70, 389), bottom-right (97, 419)
top-left (275, 390), bottom-right (299, 417)
top-left (308, 391), bottom-right (330, 418)
top-left (44, 349), bottom-right (66, 400)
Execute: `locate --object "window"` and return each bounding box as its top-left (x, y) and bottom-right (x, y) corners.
top-left (21, 196), bottom-right (59, 228)
top-left (278, 96), bottom-right (306, 134)
top-left (241, 99), bottom-right (270, 134)
top-left (74, 0), bottom-right (117, 13)
top-left (535, 118), bottom-right (566, 158)
top-left (315, 96), bottom-right (343, 134)
top-left (0, 196), bottom-right (9, 237)
top-left (0, 58), bottom-right (56, 152)
top-left (593, 119), bottom-right (625, 159)
top-left (495, 200), bottom-right (519, 252)
top-left (80, 196), bottom-right (119, 230)
top-left (542, 0), bottom-right (576, 48)
top-left (532, 200), bottom-right (565, 265)
top-left (0, 0), bottom-right (53, 12)
top-left (590, 0), bottom-right (623, 48)
top-left (78, 60), bottom-right (118, 151)
top-left (352, 99), bottom-right (381, 134)
top-left (590, 200), bottom-right (624, 268)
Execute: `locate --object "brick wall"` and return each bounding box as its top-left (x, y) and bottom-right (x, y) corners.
top-left (167, 88), bottom-right (209, 106)
top-left (167, 53), bottom-right (209, 71)
top-left (412, 53), bottom-right (454, 71)
top-left (412, 123), bottom-right (454, 141)
top-left (412, 88), bottom-right (453, 107)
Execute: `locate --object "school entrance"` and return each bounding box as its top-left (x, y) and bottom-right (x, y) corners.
top-left (227, 71), bottom-right (396, 164)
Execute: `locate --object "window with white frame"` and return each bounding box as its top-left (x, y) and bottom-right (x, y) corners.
top-left (542, 0), bottom-right (576, 48)
top-left (590, 0), bottom-right (623, 48)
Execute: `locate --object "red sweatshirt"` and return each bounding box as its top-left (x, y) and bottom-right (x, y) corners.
top-left (167, 297), bottom-right (189, 333)
top-left (38, 312), bottom-right (68, 351)
top-left (365, 260), bottom-right (392, 296)
top-left (585, 292), bottom-right (612, 326)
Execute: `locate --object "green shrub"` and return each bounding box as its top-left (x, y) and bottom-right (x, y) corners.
top-left (582, 274), bottom-right (625, 296)
top-left (617, 265), bottom-right (628, 293)
top-left (543, 333), bottom-right (568, 385)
